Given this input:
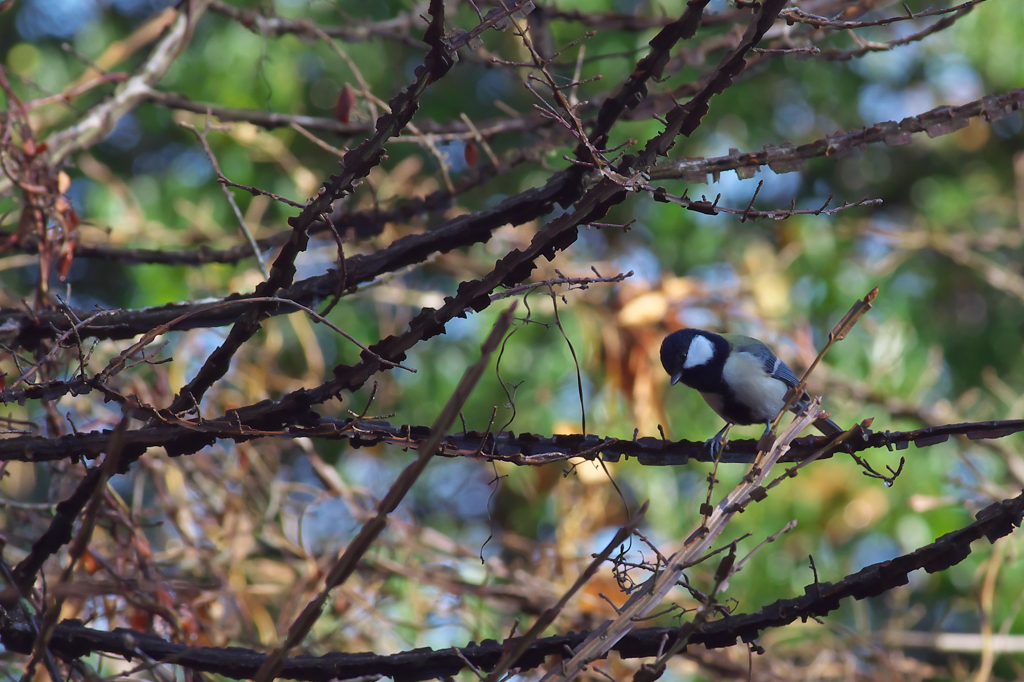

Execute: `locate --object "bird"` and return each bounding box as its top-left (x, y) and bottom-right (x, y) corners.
top-left (660, 328), bottom-right (842, 451)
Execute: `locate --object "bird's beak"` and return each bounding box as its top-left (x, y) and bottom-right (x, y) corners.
top-left (671, 372), bottom-right (683, 385)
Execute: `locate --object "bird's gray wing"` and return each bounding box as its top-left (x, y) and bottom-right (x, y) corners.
top-left (726, 335), bottom-right (802, 388)
top-left (727, 335), bottom-right (840, 431)
top-left (769, 357), bottom-right (801, 388)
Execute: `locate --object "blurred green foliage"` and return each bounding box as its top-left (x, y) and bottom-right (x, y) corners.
top-left (2, 0), bottom-right (1024, 678)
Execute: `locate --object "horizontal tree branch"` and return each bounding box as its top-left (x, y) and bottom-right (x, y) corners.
top-left (5, 89), bottom-right (1011, 345)
top-left (145, 90), bottom-right (545, 140)
top-left (3, 489), bottom-right (1020, 681)
top-left (303, 416), bottom-right (1024, 465)
top-left (208, 0), bottom-right (428, 47)
top-left (0, 166), bottom-right (576, 349)
top-left (0, 134), bottom-right (548, 268)
top-left (651, 88), bottom-right (1024, 183)
top-left (1, 415), bottom-right (1021, 467)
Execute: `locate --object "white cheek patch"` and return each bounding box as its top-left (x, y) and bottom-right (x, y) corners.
top-left (683, 334), bottom-right (715, 369)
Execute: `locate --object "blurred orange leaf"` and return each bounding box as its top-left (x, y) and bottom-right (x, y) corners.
top-left (81, 549), bottom-right (100, 575)
top-left (334, 83), bottom-right (357, 124)
top-left (57, 237), bottom-right (76, 281)
top-left (464, 140), bottom-right (479, 167)
top-left (127, 606), bottom-right (152, 631)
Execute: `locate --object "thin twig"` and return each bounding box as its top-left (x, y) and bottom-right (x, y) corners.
top-left (252, 303), bottom-right (518, 682)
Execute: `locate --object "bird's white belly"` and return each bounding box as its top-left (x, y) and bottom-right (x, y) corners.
top-left (719, 352), bottom-right (789, 422)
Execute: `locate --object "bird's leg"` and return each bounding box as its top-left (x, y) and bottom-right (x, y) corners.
top-left (757, 421), bottom-right (775, 451)
top-left (706, 423), bottom-right (732, 457)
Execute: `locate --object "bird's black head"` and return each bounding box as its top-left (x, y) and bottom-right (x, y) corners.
top-left (660, 328), bottom-right (728, 393)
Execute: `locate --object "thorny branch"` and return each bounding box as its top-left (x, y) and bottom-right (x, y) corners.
top-left (251, 303), bottom-right (517, 682)
top-left (2, 90), bottom-right (1019, 347)
top-left (2, 1), bottom-right (1021, 681)
top-left (161, 0), bottom-right (457, 416)
top-left (778, 0), bottom-right (990, 30)
top-left (2, 415), bottom-right (1023, 468)
top-left (5, 469), bottom-right (1019, 682)
top-left (652, 89), bottom-right (1024, 183)
top-left (645, 181), bottom-right (882, 220)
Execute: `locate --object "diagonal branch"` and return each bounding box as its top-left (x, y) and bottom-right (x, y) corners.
top-left (163, 0), bottom-right (457, 415)
top-left (6, 488), bottom-right (1019, 682)
top-left (482, 502), bottom-right (647, 682)
top-left (541, 398), bottom-right (828, 682)
top-left (20, 414), bottom-right (131, 680)
top-left (4, 89), bottom-right (1020, 351)
top-left (250, 302), bottom-right (517, 682)
top-left (651, 88), bottom-right (1024, 183)
top-left (3, 414), bottom-right (1023, 468)
top-left (0, 1), bottom-right (213, 197)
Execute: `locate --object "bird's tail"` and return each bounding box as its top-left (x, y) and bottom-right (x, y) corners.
top-left (791, 398), bottom-right (844, 436)
top-left (812, 414), bottom-right (843, 436)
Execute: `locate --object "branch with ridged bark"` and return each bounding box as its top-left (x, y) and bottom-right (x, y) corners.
top-left (2, 413), bottom-right (1021, 467)
top-left (162, 0), bottom-right (462, 415)
top-left (2, 82), bottom-right (1011, 325)
top-left (3, 488), bottom-right (1019, 682)
top-left (0, 0), bottom-right (795, 467)
top-left (652, 89), bottom-right (1024, 183)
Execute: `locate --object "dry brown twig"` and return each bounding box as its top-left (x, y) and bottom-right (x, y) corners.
top-left (179, 115), bottom-right (269, 277)
top-left (252, 303), bottom-right (518, 682)
top-left (541, 400), bottom-right (834, 682)
top-left (535, 288), bottom-right (876, 682)
top-left (0, 0), bottom-right (214, 196)
top-left (1, 2), bottom-right (1016, 680)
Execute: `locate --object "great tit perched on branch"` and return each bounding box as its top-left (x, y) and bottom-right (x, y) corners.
top-left (660, 328), bottom-right (842, 450)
